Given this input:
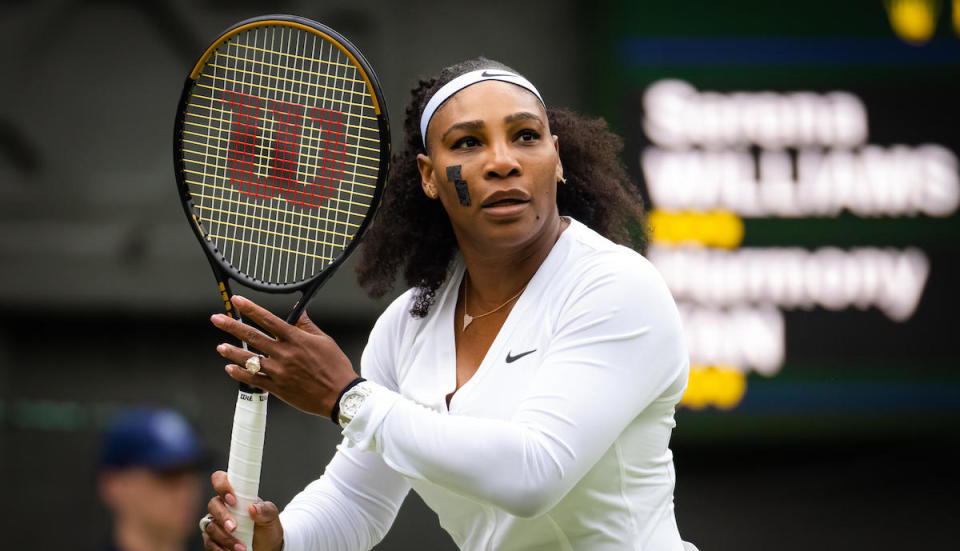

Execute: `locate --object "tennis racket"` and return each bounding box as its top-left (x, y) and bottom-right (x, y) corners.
top-left (173, 14), bottom-right (389, 549)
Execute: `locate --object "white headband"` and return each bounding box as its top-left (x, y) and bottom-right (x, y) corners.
top-left (419, 69), bottom-right (545, 148)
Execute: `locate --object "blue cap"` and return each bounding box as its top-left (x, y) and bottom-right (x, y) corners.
top-left (99, 408), bottom-right (205, 471)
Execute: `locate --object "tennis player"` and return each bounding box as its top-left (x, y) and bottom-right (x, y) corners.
top-left (201, 57), bottom-right (693, 551)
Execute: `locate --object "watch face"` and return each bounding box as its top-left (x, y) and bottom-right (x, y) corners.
top-left (342, 394), bottom-right (363, 414)
top-left (338, 383), bottom-right (372, 428)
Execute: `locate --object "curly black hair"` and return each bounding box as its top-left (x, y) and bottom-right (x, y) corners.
top-left (355, 57), bottom-right (647, 317)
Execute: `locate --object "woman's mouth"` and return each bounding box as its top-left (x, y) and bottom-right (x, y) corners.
top-left (481, 198), bottom-right (529, 217)
top-left (483, 198), bottom-right (528, 208)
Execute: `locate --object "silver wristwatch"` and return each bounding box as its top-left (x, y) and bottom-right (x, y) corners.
top-left (337, 381), bottom-right (375, 428)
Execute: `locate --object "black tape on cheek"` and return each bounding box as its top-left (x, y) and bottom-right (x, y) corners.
top-left (446, 165), bottom-right (471, 206)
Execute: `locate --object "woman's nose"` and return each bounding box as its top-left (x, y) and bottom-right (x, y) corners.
top-left (484, 139), bottom-right (521, 179)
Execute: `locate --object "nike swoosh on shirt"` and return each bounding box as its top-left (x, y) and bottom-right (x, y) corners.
top-left (505, 349), bottom-right (537, 363)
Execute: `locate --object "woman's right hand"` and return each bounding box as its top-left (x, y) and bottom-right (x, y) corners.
top-left (202, 470), bottom-right (284, 551)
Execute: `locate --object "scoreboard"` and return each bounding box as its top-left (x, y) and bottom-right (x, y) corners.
top-left (590, 0), bottom-right (960, 438)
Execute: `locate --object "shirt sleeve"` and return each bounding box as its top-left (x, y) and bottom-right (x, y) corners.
top-left (278, 294), bottom-right (414, 551)
top-left (341, 255), bottom-right (689, 518)
top-left (278, 444), bottom-right (411, 551)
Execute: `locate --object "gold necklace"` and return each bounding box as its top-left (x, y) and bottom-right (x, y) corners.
top-left (462, 275), bottom-right (526, 332)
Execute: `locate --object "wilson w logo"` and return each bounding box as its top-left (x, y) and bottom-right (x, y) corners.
top-left (221, 90), bottom-right (346, 209)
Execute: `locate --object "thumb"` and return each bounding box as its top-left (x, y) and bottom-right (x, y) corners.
top-left (295, 311), bottom-right (324, 335)
top-left (251, 500), bottom-right (284, 551)
top-left (251, 500), bottom-right (280, 525)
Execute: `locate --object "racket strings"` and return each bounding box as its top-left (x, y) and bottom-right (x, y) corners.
top-left (181, 140), bottom-right (380, 188)
top-left (195, 65), bottom-right (378, 116)
top-left (181, 23), bottom-right (382, 285)
top-left (182, 104), bottom-right (382, 153)
top-left (181, 118), bottom-right (383, 174)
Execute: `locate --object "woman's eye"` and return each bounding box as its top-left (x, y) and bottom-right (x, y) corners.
top-left (517, 129), bottom-right (541, 142)
top-left (453, 136), bottom-right (480, 149)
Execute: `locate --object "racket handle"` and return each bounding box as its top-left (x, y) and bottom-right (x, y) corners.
top-left (226, 390), bottom-right (268, 550)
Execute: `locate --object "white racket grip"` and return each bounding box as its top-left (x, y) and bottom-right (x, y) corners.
top-left (226, 390), bottom-right (268, 550)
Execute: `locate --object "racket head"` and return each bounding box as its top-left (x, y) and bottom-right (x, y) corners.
top-left (174, 14), bottom-right (390, 294)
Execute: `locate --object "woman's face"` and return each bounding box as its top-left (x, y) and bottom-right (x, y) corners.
top-left (417, 80), bottom-right (564, 252)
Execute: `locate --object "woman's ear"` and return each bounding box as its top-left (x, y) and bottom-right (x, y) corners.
top-left (417, 153), bottom-right (439, 199)
top-left (553, 135), bottom-right (564, 183)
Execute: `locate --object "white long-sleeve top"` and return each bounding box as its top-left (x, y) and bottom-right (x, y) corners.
top-left (280, 219), bottom-right (689, 550)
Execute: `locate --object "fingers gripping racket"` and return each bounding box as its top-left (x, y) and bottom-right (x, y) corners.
top-left (173, 15), bottom-right (389, 549)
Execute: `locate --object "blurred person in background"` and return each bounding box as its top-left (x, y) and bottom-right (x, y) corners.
top-left (98, 407), bottom-right (206, 551)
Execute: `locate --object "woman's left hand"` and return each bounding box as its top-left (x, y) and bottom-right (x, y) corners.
top-left (211, 295), bottom-right (359, 418)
